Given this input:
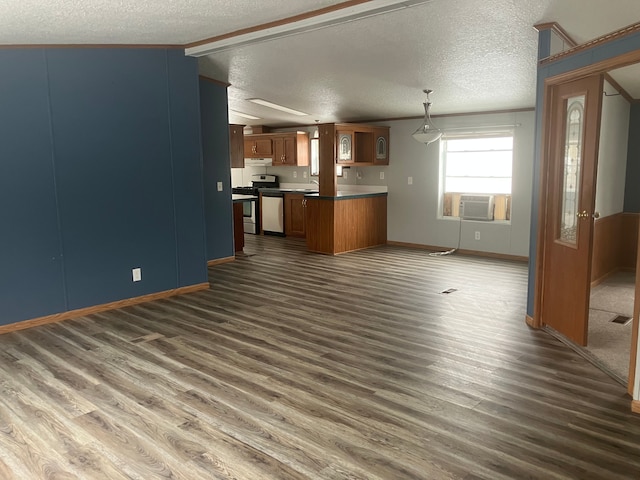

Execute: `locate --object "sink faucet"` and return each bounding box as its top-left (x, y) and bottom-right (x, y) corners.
top-left (310, 179), bottom-right (319, 185)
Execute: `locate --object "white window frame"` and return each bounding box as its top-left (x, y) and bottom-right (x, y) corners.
top-left (440, 131), bottom-right (514, 221)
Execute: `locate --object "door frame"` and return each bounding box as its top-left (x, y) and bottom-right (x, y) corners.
top-left (532, 48), bottom-right (640, 395)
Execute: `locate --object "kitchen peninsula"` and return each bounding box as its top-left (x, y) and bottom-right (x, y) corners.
top-left (307, 122), bottom-right (389, 255)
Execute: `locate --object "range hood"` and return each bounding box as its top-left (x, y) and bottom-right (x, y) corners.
top-left (244, 158), bottom-right (273, 167)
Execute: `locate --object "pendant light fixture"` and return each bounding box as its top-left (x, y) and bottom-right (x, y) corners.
top-left (412, 89), bottom-right (442, 145)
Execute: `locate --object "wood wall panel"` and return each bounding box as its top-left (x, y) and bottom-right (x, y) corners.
top-left (306, 196), bottom-right (387, 255)
top-left (591, 213), bottom-right (623, 284)
top-left (306, 198), bottom-right (334, 254)
top-left (621, 213), bottom-right (639, 270)
top-left (591, 212), bottom-right (638, 285)
top-left (333, 196), bottom-right (387, 254)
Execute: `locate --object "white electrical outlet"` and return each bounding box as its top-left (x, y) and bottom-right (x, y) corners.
top-left (475, 231), bottom-right (481, 241)
top-left (344, 170), bottom-right (348, 179)
top-left (293, 171), bottom-right (297, 178)
top-left (380, 172), bottom-right (385, 180)
top-left (132, 268), bottom-right (142, 282)
top-left (303, 171), bottom-right (307, 179)
top-left (408, 176), bottom-right (413, 185)
top-left (217, 181), bottom-right (223, 192)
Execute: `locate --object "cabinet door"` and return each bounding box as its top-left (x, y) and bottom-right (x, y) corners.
top-left (229, 125), bottom-right (245, 168)
top-left (336, 131), bottom-right (354, 164)
top-left (254, 138), bottom-right (272, 156)
top-left (373, 127), bottom-right (389, 165)
top-left (284, 194), bottom-right (306, 237)
top-left (282, 136), bottom-right (297, 166)
top-left (243, 138), bottom-right (255, 157)
top-left (273, 137), bottom-right (285, 164)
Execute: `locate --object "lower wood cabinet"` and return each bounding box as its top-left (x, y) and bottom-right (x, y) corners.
top-left (284, 193), bottom-right (306, 237)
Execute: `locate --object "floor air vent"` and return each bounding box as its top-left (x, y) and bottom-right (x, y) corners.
top-left (610, 315), bottom-right (632, 325)
top-left (440, 288), bottom-right (457, 294)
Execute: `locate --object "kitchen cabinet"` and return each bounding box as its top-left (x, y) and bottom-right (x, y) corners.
top-left (229, 124), bottom-right (245, 168)
top-left (245, 131), bottom-right (309, 166)
top-left (273, 135), bottom-right (297, 166)
top-left (335, 124), bottom-right (389, 165)
top-left (244, 135), bottom-right (273, 158)
top-left (284, 193), bottom-right (306, 237)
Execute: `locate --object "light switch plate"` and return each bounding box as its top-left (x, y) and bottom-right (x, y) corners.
top-left (217, 181), bottom-right (223, 192)
top-left (408, 176), bottom-right (413, 185)
top-left (380, 172), bottom-right (385, 180)
top-left (132, 268), bottom-right (142, 282)
top-left (293, 171), bottom-right (297, 178)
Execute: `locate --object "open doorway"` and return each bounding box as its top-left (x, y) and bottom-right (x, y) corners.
top-left (584, 67), bottom-right (640, 385)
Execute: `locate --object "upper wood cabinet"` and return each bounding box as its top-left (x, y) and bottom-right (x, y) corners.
top-left (246, 131), bottom-right (309, 166)
top-left (244, 135), bottom-right (273, 158)
top-left (229, 124), bottom-right (245, 168)
top-left (334, 124), bottom-right (389, 166)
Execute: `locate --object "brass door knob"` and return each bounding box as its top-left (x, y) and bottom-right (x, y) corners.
top-left (592, 211), bottom-right (600, 219)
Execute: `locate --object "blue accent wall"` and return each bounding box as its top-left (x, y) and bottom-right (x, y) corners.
top-left (624, 104), bottom-right (640, 212)
top-left (527, 31), bottom-right (640, 316)
top-left (0, 50), bottom-right (67, 321)
top-left (0, 48), bottom-right (214, 325)
top-left (199, 79), bottom-right (234, 261)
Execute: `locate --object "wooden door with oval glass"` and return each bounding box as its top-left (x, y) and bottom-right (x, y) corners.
top-left (541, 75), bottom-right (603, 346)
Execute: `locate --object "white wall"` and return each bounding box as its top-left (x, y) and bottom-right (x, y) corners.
top-left (382, 110), bottom-right (535, 257)
top-left (595, 80), bottom-right (630, 218)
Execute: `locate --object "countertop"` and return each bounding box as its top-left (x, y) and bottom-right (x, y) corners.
top-left (232, 194), bottom-right (258, 202)
top-left (303, 191), bottom-right (388, 200)
top-left (256, 185), bottom-right (387, 200)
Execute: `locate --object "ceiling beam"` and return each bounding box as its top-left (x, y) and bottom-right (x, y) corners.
top-left (185, 0), bottom-right (433, 56)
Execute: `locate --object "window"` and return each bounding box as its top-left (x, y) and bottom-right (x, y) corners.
top-left (310, 136), bottom-right (320, 176)
top-left (442, 133), bottom-right (513, 221)
top-left (311, 130), bottom-right (343, 177)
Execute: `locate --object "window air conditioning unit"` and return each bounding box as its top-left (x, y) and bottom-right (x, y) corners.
top-left (459, 194), bottom-right (495, 221)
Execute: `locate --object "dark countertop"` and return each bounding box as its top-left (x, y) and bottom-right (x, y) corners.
top-left (304, 191), bottom-right (388, 200)
top-left (257, 188), bottom-right (387, 200)
top-left (257, 188), bottom-right (318, 194)
top-left (232, 194), bottom-right (258, 202)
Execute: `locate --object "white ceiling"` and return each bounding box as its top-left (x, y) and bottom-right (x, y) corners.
top-left (2, 0), bottom-right (640, 126)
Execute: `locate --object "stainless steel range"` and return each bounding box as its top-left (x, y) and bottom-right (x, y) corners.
top-left (232, 174), bottom-right (279, 234)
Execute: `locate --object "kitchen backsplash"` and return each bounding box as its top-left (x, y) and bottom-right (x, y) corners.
top-left (231, 164), bottom-right (388, 187)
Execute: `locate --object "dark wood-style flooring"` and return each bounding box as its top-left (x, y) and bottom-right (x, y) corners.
top-left (0, 235), bottom-right (639, 479)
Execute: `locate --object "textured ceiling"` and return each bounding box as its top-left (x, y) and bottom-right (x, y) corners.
top-left (0, 0), bottom-right (344, 44)
top-left (197, 0), bottom-right (640, 126)
top-left (2, 0), bottom-right (640, 125)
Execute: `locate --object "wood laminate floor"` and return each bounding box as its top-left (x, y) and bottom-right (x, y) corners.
top-left (0, 235), bottom-right (639, 479)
